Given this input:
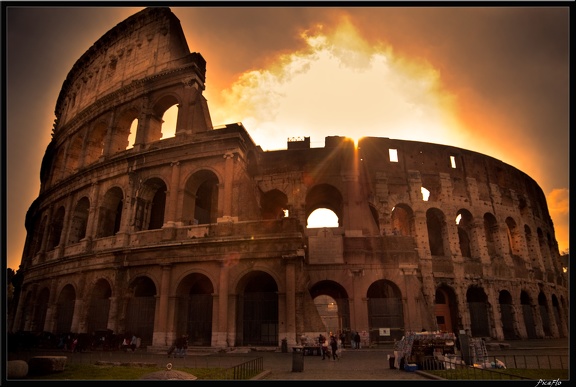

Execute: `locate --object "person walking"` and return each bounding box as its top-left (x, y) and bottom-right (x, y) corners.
top-left (329, 334), bottom-right (339, 361)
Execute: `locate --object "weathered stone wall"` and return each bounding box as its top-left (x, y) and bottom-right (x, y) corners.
top-left (12, 7), bottom-right (568, 350)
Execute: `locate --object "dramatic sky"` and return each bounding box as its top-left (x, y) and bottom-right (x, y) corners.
top-left (5, 5), bottom-right (570, 271)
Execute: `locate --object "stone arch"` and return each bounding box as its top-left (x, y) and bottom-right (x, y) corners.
top-left (551, 294), bottom-right (564, 337)
top-left (68, 197), bottom-right (90, 244)
top-left (55, 284), bottom-right (76, 335)
top-left (390, 203), bottom-right (414, 236)
top-left (366, 280), bottom-right (404, 342)
top-left (466, 286), bottom-right (490, 337)
top-left (86, 278), bottom-right (112, 334)
top-left (456, 209), bottom-right (474, 258)
top-left (260, 188), bottom-right (288, 220)
top-left (426, 207), bottom-right (449, 257)
top-left (149, 93), bottom-right (181, 142)
top-left (305, 184), bottom-right (343, 227)
top-left (47, 206), bottom-right (65, 250)
top-left (31, 214), bottom-right (47, 256)
top-left (64, 133), bottom-right (84, 177)
top-left (174, 273), bottom-right (214, 346)
top-left (235, 270), bottom-right (279, 346)
top-left (32, 287), bottom-right (50, 333)
top-left (505, 216), bottom-right (522, 258)
top-left (538, 291), bottom-right (551, 336)
top-left (498, 290), bottom-right (516, 339)
top-left (434, 284), bottom-right (458, 334)
top-left (84, 121), bottom-right (107, 165)
top-left (520, 290), bottom-right (537, 338)
top-left (97, 187), bottom-right (124, 237)
top-left (125, 276), bottom-right (157, 347)
top-left (182, 169), bottom-right (220, 225)
top-left (50, 147), bottom-right (66, 185)
top-left (111, 107), bottom-right (139, 153)
top-left (133, 177), bottom-right (167, 231)
top-left (309, 280), bottom-right (351, 339)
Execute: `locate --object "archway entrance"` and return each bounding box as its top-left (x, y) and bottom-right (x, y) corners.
top-left (236, 271), bottom-right (278, 346)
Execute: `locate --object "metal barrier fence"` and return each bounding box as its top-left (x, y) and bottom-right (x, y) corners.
top-left (418, 354), bottom-right (568, 380)
top-left (222, 356), bottom-right (264, 380)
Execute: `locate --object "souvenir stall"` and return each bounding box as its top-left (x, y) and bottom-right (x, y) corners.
top-left (396, 331), bottom-right (457, 371)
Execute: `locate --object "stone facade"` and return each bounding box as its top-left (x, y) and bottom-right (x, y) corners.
top-left (11, 7), bottom-right (568, 351)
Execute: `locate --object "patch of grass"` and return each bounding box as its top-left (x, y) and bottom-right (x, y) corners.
top-left (425, 368), bottom-right (568, 380)
top-left (24, 364), bottom-right (239, 380)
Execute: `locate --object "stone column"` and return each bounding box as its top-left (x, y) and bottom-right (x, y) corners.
top-left (165, 161), bottom-right (181, 226)
top-left (107, 296), bottom-right (118, 333)
top-left (217, 152), bottom-right (235, 222)
top-left (216, 262), bottom-right (229, 346)
top-left (86, 182), bottom-right (101, 240)
top-left (153, 264), bottom-right (172, 346)
top-left (283, 255), bottom-right (297, 345)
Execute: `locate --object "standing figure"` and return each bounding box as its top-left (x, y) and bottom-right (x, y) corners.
top-left (318, 334), bottom-right (327, 360)
top-left (353, 332), bottom-right (361, 349)
top-left (329, 335), bottom-right (339, 361)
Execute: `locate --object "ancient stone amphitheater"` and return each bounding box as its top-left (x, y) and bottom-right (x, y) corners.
top-left (11, 7), bottom-right (567, 351)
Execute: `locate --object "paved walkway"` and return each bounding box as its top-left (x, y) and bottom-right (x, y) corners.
top-left (8, 338), bottom-right (569, 381)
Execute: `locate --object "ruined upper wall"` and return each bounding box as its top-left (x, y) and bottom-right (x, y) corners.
top-left (54, 7), bottom-right (194, 129)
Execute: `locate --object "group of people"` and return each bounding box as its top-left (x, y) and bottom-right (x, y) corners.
top-left (318, 332), bottom-right (341, 361)
top-left (167, 334), bottom-right (189, 358)
top-left (120, 333), bottom-right (140, 352)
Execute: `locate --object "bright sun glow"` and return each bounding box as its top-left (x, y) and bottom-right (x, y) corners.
top-left (209, 17), bottom-right (469, 151)
top-left (307, 208), bottom-right (339, 228)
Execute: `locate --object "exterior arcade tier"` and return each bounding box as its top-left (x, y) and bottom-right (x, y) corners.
top-left (11, 7), bottom-right (568, 351)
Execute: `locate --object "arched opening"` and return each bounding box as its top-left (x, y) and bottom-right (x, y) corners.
top-left (32, 288), bottom-right (50, 333)
top-left (97, 187), bottom-right (123, 237)
top-left (125, 276), bottom-right (156, 347)
top-left (68, 197), bottom-right (90, 244)
top-left (456, 209), bottom-right (474, 258)
top-left (236, 271), bottom-right (278, 346)
top-left (112, 108), bottom-right (139, 153)
top-left (183, 170), bottom-right (220, 225)
top-left (466, 286), bottom-right (490, 337)
top-left (260, 189), bottom-right (288, 220)
top-left (175, 273), bottom-right (214, 346)
top-left (84, 121), bottom-right (107, 164)
top-left (499, 290), bottom-right (516, 340)
top-left (55, 284), bottom-right (76, 335)
top-left (426, 208), bottom-right (448, 257)
top-left (160, 104), bottom-right (178, 139)
top-left (391, 204), bottom-right (413, 236)
top-left (87, 279), bottom-right (112, 334)
top-left (305, 184), bottom-right (343, 228)
top-left (521, 291), bottom-right (537, 339)
top-left (538, 292), bottom-right (551, 336)
top-left (367, 280), bottom-right (404, 343)
top-left (309, 280), bottom-right (351, 344)
top-left (434, 285), bottom-right (458, 334)
top-left (133, 178), bottom-right (167, 231)
top-left (47, 206), bottom-right (65, 250)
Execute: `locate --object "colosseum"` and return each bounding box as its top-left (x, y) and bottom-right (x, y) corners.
top-left (11, 7), bottom-right (568, 351)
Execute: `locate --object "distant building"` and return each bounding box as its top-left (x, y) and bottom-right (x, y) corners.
top-left (11, 7), bottom-right (568, 350)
